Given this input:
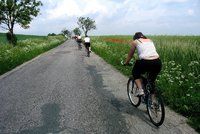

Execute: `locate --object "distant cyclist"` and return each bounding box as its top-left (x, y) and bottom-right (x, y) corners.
top-left (124, 32), bottom-right (162, 96)
top-left (84, 35), bottom-right (91, 57)
top-left (77, 35), bottom-right (82, 49)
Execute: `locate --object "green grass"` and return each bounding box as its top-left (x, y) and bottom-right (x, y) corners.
top-left (0, 33), bottom-right (8, 44)
top-left (0, 35), bottom-right (66, 75)
top-left (0, 32), bottom-right (46, 45)
top-left (91, 35), bottom-right (200, 132)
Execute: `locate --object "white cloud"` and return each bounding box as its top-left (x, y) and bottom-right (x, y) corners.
top-left (187, 9), bottom-right (195, 15)
top-left (2, 0), bottom-right (199, 35)
top-left (162, 0), bottom-right (188, 3)
top-left (45, 0), bottom-right (111, 20)
top-left (46, 0), bottom-right (81, 19)
top-left (120, 1), bottom-right (165, 24)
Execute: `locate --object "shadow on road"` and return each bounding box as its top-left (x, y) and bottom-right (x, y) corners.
top-left (16, 103), bottom-right (83, 134)
top-left (110, 98), bottom-right (159, 128)
top-left (86, 65), bottom-right (131, 133)
top-left (87, 64), bottom-right (159, 130)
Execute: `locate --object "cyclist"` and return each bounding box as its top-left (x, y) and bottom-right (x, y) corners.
top-left (124, 32), bottom-right (162, 96)
top-left (84, 35), bottom-right (91, 57)
top-left (77, 35), bottom-right (82, 49)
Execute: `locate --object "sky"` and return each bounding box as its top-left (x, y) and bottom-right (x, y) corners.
top-left (1, 0), bottom-right (200, 36)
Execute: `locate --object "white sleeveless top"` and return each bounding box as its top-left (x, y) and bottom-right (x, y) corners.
top-left (135, 39), bottom-right (159, 60)
top-left (84, 37), bottom-right (90, 43)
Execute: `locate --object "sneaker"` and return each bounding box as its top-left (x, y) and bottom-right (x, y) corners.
top-left (135, 88), bottom-right (144, 96)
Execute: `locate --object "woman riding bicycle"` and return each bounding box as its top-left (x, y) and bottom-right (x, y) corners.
top-left (84, 35), bottom-right (91, 57)
top-left (124, 32), bottom-right (162, 96)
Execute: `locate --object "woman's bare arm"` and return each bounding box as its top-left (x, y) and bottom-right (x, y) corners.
top-left (125, 41), bottom-right (136, 64)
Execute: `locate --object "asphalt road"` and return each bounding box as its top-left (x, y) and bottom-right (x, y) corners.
top-left (0, 40), bottom-right (197, 134)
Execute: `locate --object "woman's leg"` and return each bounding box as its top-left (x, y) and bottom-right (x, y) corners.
top-left (86, 44), bottom-right (90, 56)
top-left (132, 60), bottom-right (144, 96)
top-left (135, 78), bottom-right (142, 89)
top-left (148, 59), bottom-right (162, 104)
top-left (149, 59), bottom-right (162, 93)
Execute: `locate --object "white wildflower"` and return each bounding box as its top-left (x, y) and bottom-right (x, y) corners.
top-left (186, 94), bottom-right (191, 97)
top-left (181, 75), bottom-right (185, 79)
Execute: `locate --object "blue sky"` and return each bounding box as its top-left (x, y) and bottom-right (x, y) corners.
top-left (1, 0), bottom-right (200, 35)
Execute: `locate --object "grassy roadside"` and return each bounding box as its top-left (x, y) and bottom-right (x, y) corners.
top-left (0, 35), bottom-right (66, 75)
top-left (91, 36), bottom-right (200, 132)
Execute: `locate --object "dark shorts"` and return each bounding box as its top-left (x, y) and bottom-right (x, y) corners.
top-left (132, 58), bottom-right (162, 82)
top-left (77, 39), bottom-right (82, 43)
top-left (84, 42), bottom-right (90, 48)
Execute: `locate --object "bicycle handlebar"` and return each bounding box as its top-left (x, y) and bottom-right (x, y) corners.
top-left (121, 60), bottom-right (132, 66)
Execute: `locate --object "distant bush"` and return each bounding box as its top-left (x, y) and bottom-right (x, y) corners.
top-left (48, 33), bottom-right (57, 36)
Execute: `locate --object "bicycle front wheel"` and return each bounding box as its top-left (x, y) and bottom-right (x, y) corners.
top-left (127, 77), bottom-right (141, 107)
top-left (146, 92), bottom-right (165, 126)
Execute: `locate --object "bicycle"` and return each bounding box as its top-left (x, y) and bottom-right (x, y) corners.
top-left (76, 39), bottom-right (82, 50)
top-left (84, 43), bottom-right (91, 57)
top-left (127, 73), bottom-right (165, 126)
top-left (86, 47), bottom-right (90, 57)
top-left (77, 42), bottom-right (82, 50)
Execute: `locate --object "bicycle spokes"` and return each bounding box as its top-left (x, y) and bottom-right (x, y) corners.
top-left (127, 78), bottom-right (141, 107)
top-left (147, 94), bottom-right (165, 126)
top-left (131, 81), bottom-right (134, 93)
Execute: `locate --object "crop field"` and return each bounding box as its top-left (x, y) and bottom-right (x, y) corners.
top-left (0, 34), bottom-right (66, 75)
top-left (91, 35), bottom-right (200, 131)
top-left (0, 33), bottom-right (46, 45)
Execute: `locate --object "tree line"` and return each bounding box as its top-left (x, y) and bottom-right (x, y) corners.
top-left (0, 0), bottom-right (96, 46)
top-left (61, 17), bottom-right (96, 38)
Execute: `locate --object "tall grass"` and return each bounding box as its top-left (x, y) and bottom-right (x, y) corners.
top-left (0, 35), bottom-right (66, 75)
top-left (91, 35), bottom-right (200, 132)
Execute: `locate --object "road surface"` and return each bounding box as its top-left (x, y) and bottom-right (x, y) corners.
top-left (0, 40), bottom-right (197, 134)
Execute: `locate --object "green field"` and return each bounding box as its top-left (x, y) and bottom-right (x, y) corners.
top-left (0, 33), bottom-right (46, 45)
top-left (0, 33), bottom-right (66, 75)
top-left (91, 35), bottom-right (200, 132)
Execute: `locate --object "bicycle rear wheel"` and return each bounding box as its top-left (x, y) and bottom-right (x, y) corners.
top-left (146, 92), bottom-right (165, 126)
top-left (127, 77), bottom-right (141, 107)
top-left (78, 43), bottom-right (82, 50)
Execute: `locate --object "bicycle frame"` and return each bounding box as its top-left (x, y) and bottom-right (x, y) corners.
top-left (127, 73), bottom-right (165, 126)
top-left (140, 75), bottom-right (152, 103)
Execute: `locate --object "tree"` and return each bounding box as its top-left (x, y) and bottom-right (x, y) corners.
top-left (61, 28), bottom-right (72, 37)
top-left (73, 27), bottom-right (81, 36)
top-left (0, 0), bottom-right (42, 45)
top-left (77, 17), bottom-right (96, 36)
top-left (48, 33), bottom-right (56, 36)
